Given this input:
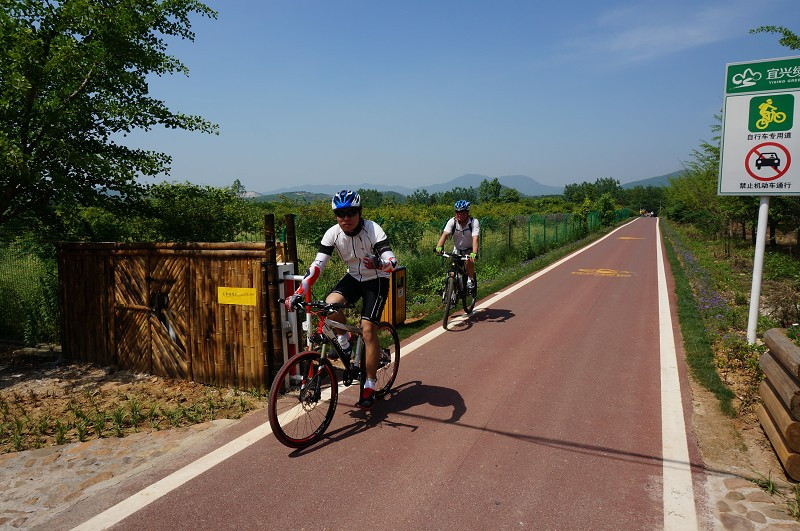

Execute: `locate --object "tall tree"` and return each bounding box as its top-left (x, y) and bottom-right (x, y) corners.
top-left (478, 178), bottom-right (502, 203)
top-left (0, 0), bottom-right (218, 228)
top-left (749, 26), bottom-right (800, 49)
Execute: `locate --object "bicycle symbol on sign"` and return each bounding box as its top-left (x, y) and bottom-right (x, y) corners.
top-left (756, 98), bottom-right (787, 130)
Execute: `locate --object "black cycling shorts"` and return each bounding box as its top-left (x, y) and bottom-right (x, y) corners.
top-left (331, 274), bottom-right (389, 323)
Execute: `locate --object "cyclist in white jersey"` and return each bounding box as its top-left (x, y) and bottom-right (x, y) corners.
top-left (285, 190), bottom-right (397, 409)
top-left (435, 199), bottom-right (479, 292)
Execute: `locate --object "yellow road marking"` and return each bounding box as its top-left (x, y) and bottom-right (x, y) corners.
top-left (571, 268), bottom-right (633, 277)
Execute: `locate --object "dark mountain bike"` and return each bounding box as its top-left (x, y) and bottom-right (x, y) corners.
top-left (439, 251), bottom-right (477, 329)
top-left (269, 297), bottom-right (400, 448)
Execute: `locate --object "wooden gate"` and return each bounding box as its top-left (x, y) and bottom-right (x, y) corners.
top-left (113, 254), bottom-right (190, 378)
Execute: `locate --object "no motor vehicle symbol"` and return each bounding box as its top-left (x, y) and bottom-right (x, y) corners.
top-left (745, 141), bottom-right (791, 181)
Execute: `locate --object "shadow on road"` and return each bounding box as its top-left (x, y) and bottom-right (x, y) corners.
top-left (446, 307), bottom-right (515, 332)
top-left (289, 380), bottom-right (466, 456)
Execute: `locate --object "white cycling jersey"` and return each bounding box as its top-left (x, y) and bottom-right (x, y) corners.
top-left (310, 219), bottom-right (396, 281)
top-left (442, 216), bottom-right (480, 252)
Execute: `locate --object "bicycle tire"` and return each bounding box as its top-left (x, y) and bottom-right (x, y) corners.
top-left (267, 351), bottom-right (338, 448)
top-left (462, 272), bottom-right (476, 314)
top-left (442, 275), bottom-right (455, 329)
top-left (375, 322), bottom-right (400, 396)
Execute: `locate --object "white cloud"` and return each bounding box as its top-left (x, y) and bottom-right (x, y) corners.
top-left (559, 0), bottom-right (774, 65)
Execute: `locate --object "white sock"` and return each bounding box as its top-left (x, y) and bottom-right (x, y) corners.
top-left (365, 378), bottom-right (376, 390)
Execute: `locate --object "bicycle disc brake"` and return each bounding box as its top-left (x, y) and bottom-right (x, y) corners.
top-left (299, 379), bottom-right (322, 409)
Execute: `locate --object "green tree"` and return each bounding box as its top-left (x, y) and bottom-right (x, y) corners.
top-left (563, 182), bottom-right (596, 203)
top-left (750, 26), bottom-right (800, 49)
top-left (357, 188), bottom-right (383, 208)
top-left (594, 177), bottom-right (622, 201)
top-left (499, 187), bottom-right (520, 203)
top-left (594, 192), bottom-right (616, 226)
top-left (478, 178), bottom-right (501, 203)
top-left (408, 188), bottom-right (433, 206)
top-left (148, 182), bottom-right (259, 242)
top-left (0, 0), bottom-right (218, 229)
top-left (438, 186), bottom-right (477, 207)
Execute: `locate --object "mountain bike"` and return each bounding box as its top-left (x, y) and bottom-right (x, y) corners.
top-left (439, 251), bottom-right (477, 329)
top-left (268, 297), bottom-right (400, 448)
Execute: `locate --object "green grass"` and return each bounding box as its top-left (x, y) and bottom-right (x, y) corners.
top-left (661, 222), bottom-right (737, 417)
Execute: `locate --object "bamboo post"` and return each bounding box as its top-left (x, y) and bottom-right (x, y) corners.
top-left (284, 213), bottom-right (299, 273)
top-left (263, 213), bottom-right (284, 387)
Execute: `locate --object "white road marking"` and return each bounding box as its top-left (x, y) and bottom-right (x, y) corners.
top-left (656, 217), bottom-right (699, 529)
top-left (74, 218), bottom-right (697, 529)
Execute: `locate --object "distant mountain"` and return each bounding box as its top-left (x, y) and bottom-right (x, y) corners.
top-left (252, 191), bottom-right (330, 203)
top-left (255, 170), bottom-right (681, 200)
top-left (621, 170), bottom-right (684, 189)
top-left (263, 183), bottom-right (416, 196)
top-left (416, 174), bottom-right (562, 196)
top-left (260, 174), bottom-right (562, 198)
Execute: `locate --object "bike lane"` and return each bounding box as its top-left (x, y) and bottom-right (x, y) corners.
top-left (66, 217), bottom-right (705, 529)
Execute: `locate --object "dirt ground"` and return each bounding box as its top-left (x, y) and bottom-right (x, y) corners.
top-left (0, 344), bottom-right (267, 454)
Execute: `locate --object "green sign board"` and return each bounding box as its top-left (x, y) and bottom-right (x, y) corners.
top-left (725, 56), bottom-right (800, 94)
top-left (719, 55), bottom-right (800, 196)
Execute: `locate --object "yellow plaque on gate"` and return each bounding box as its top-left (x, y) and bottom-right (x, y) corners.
top-left (218, 287), bottom-right (257, 306)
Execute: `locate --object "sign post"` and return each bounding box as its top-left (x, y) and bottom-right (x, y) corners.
top-left (719, 55), bottom-right (800, 343)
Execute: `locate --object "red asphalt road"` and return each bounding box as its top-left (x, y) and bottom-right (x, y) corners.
top-left (60, 217), bottom-right (705, 529)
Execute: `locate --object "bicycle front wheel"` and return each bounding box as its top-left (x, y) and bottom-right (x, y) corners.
top-left (462, 273), bottom-right (476, 314)
top-left (268, 351), bottom-right (338, 448)
top-left (375, 322), bottom-right (400, 397)
top-left (442, 276), bottom-right (455, 329)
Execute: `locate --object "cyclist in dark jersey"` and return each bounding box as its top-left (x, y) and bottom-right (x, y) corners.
top-left (285, 190), bottom-right (397, 409)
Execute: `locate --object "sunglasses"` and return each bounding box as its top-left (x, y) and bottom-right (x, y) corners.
top-left (334, 207), bottom-right (360, 218)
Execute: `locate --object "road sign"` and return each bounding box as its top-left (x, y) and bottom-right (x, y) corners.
top-left (719, 56), bottom-right (800, 195)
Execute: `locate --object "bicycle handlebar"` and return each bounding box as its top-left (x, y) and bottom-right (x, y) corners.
top-left (439, 252), bottom-right (470, 261)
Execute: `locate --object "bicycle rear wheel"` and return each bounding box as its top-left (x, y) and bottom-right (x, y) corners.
top-left (442, 275), bottom-right (455, 329)
top-left (268, 351), bottom-right (338, 448)
top-left (375, 322), bottom-right (400, 397)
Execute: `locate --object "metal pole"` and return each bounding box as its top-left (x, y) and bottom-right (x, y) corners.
top-left (747, 196), bottom-right (770, 344)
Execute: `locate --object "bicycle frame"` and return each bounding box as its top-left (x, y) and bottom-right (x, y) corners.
top-left (442, 251), bottom-right (469, 293)
top-left (286, 299), bottom-right (364, 387)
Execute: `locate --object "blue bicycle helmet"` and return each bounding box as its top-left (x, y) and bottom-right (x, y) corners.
top-left (454, 199), bottom-right (470, 212)
top-left (331, 190), bottom-right (362, 210)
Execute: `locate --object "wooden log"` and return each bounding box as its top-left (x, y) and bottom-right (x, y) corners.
top-left (760, 351), bottom-right (800, 419)
top-left (756, 403), bottom-right (800, 481)
top-left (764, 328), bottom-right (800, 379)
top-left (760, 380), bottom-right (800, 453)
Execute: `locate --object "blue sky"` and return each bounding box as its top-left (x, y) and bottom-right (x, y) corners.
top-left (127, 0), bottom-right (800, 194)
